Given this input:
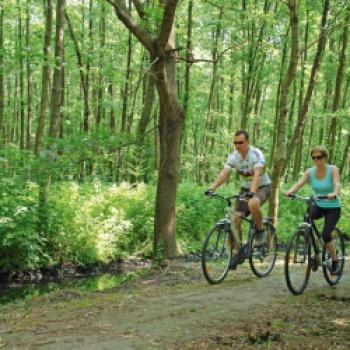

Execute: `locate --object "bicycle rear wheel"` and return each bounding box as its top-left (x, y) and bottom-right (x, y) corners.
top-left (284, 229), bottom-right (311, 295)
top-left (322, 228), bottom-right (345, 285)
top-left (201, 223), bottom-right (232, 284)
top-left (249, 222), bottom-right (277, 277)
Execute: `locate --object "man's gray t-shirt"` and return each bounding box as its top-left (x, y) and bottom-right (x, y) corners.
top-left (224, 146), bottom-right (270, 189)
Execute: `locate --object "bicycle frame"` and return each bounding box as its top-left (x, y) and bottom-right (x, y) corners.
top-left (289, 194), bottom-right (338, 268)
top-left (213, 193), bottom-right (258, 254)
top-left (301, 206), bottom-right (323, 264)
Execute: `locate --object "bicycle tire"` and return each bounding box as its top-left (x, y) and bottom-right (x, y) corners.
top-left (284, 229), bottom-right (311, 295)
top-left (201, 223), bottom-right (232, 284)
top-left (249, 222), bottom-right (277, 277)
top-left (322, 228), bottom-right (345, 286)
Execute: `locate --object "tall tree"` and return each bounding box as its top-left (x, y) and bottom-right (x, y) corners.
top-left (283, 0), bottom-right (330, 175)
top-left (269, 0), bottom-right (299, 221)
top-left (17, 0), bottom-right (25, 149)
top-left (35, 0), bottom-right (52, 156)
top-left (328, 10), bottom-right (349, 162)
top-left (26, 0), bottom-right (32, 150)
top-left (106, 0), bottom-right (184, 258)
top-left (48, 0), bottom-right (65, 138)
top-left (0, 0), bottom-right (4, 145)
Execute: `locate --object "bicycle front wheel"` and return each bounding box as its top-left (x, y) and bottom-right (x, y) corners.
top-left (284, 229), bottom-right (311, 295)
top-left (249, 222), bottom-right (277, 277)
top-left (201, 223), bottom-right (232, 284)
top-left (322, 228), bottom-right (345, 286)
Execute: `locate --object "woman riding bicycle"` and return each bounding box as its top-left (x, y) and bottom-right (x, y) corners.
top-left (285, 146), bottom-right (341, 275)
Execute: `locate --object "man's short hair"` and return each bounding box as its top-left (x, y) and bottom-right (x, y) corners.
top-left (234, 130), bottom-right (249, 140)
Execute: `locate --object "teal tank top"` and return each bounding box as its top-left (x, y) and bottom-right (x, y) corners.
top-left (309, 164), bottom-right (341, 208)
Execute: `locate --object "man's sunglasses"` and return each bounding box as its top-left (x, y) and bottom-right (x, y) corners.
top-left (311, 155), bottom-right (323, 160)
top-left (234, 141), bottom-right (245, 145)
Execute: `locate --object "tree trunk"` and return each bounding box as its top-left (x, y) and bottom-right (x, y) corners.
top-left (328, 12), bottom-right (349, 162)
top-left (34, 0), bottom-right (52, 156)
top-left (108, 81), bottom-right (115, 130)
top-left (96, 1), bottom-right (105, 128)
top-left (339, 134), bottom-right (350, 175)
top-left (26, 1), bottom-right (32, 150)
top-left (269, 0), bottom-right (299, 222)
top-left (65, 10), bottom-right (90, 133)
top-left (48, 0), bottom-right (65, 139)
top-left (17, 1), bottom-right (25, 149)
top-left (282, 0), bottom-right (329, 175)
top-left (107, 0), bottom-right (184, 258)
top-left (121, 0), bottom-right (132, 133)
top-left (181, 0), bottom-right (193, 155)
top-left (0, 2), bottom-right (4, 146)
top-left (269, 26), bottom-right (289, 167)
top-left (153, 57), bottom-right (184, 258)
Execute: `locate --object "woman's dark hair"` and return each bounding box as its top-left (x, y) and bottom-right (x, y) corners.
top-left (234, 129), bottom-right (249, 140)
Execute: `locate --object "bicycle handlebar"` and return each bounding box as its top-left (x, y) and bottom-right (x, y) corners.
top-left (208, 192), bottom-right (246, 205)
top-left (286, 193), bottom-right (331, 201)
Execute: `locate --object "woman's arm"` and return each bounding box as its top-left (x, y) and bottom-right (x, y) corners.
top-left (285, 169), bottom-right (310, 196)
top-left (329, 166), bottom-right (340, 199)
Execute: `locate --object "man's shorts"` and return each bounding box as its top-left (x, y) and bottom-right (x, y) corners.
top-left (234, 185), bottom-right (271, 217)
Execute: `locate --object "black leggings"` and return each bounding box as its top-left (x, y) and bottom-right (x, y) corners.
top-left (309, 205), bottom-right (341, 243)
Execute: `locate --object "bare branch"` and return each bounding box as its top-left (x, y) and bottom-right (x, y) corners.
top-left (105, 0), bottom-right (155, 55)
top-left (158, 0), bottom-right (178, 49)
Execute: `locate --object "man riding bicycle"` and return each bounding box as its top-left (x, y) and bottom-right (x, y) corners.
top-left (205, 130), bottom-right (271, 269)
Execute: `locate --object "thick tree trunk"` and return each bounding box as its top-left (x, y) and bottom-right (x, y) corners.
top-left (107, 0), bottom-right (183, 259)
top-left (153, 57), bottom-right (184, 258)
top-left (38, 0), bottom-right (65, 238)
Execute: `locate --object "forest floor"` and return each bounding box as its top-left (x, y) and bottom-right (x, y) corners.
top-left (1, 255), bottom-right (350, 350)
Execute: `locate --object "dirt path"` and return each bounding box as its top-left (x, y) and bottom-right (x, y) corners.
top-left (1, 257), bottom-right (350, 350)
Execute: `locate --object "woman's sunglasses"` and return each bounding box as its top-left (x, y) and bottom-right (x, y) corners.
top-left (311, 155), bottom-right (323, 160)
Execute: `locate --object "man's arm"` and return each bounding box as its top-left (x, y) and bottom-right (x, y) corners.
top-left (210, 167), bottom-right (231, 191)
top-left (250, 165), bottom-right (263, 194)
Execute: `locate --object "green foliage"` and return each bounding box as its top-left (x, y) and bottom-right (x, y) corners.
top-left (175, 182), bottom-right (227, 253)
top-left (0, 178), bottom-right (43, 271)
top-left (0, 178), bottom-right (349, 272)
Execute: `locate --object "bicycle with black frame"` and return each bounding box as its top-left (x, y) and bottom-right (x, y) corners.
top-left (201, 192), bottom-right (277, 284)
top-left (284, 193), bottom-right (346, 295)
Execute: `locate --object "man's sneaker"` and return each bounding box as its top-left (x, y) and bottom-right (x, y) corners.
top-left (254, 230), bottom-right (267, 248)
top-left (229, 255), bottom-right (238, 270)
top-left (330, 260), bottom-right (340, 276)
